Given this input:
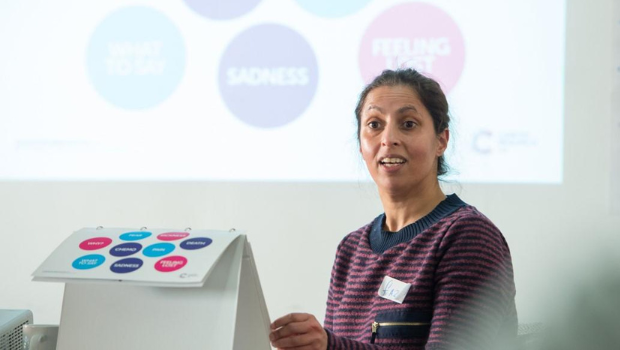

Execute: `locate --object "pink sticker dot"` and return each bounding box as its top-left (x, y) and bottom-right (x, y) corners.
top-left (157, 232), bottom-right (190, 241)
top-left (359, 2), bottom-right (465, 94)
top-left (79, 237), bottom-right (113, 251)
top-left (155, 256), bottom-right (188, 272)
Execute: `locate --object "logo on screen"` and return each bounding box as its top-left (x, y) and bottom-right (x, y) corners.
top-left (218, 24), bottom-right (318, 128)
top-left (472, 129), bottom-right (538, 155)
top-left (294, 0), bottom-right (372, 18)
top-left (87, 6), bottom-right (186, 110)
top-left (184, 0), bottom-right (262, 20)
top-left (359, 2), bottom-right (465, 94)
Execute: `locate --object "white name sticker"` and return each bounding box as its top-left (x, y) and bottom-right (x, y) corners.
top-left (378, 275), bottom-right (411, 304)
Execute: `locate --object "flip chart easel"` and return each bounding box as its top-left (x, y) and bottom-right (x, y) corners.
top-left (33, 227), bottom-right (271, 350)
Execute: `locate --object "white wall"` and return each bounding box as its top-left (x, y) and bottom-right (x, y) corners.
top-left (1, 0), bottom-right (619, 326)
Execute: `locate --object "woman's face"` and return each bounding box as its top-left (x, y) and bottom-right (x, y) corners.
top-left (359, 85), bottom-right (448, 195)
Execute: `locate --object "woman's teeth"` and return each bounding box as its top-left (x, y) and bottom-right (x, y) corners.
top-left (381, 158), bottom-right (405, 167)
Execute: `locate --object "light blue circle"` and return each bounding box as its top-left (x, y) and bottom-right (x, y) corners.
top-left (72, 254), bottom-right (105, 270)
top-left (294, 0), bottom-right (372, 18)
top-left (143, 242), bottom-right (176, 257)
top-left (87, 6), bottom-right (186, 109)
top-left (120, 231), bottom-right (152, 241)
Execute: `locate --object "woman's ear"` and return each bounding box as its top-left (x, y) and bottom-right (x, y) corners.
top-left (436, 129), bottom-right (449, 156)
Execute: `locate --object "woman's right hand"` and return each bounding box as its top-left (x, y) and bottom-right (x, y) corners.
top-left (269, 312), bottom-right (328, 350)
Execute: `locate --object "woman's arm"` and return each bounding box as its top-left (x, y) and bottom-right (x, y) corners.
top-left (425, 213), bottom-right (518, 350)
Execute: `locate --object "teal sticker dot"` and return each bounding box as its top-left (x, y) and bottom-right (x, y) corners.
top-left (72, 254), bottom-right (106, 270)
top-left (120, 231), bottom-right (152, 241)
top-left (143, 242), bottom-right (176, 257)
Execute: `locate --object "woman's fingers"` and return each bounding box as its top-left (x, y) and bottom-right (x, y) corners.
top-left (272, 332), bottom-right (316, 348)
top-left (271, 320), bottom-right (307, 339)
top-left (271, 312), bottom-right (308, 330)
top-left (269, 313), bottom-right (327, 350)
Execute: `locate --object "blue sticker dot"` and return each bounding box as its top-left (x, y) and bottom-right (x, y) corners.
top-left (120, 231), bottom-right (152, 241)
top-left (110, 242), bottom-right (142, 257)
top-left (180, 237), bottom-right (213, 250)
top-left (143, 242), bottom-right (176, 257)
top-left (110, 258), bottom-right (144, 273)
top-left (72, 254), bottom-right (106, 270)
top-left (86, 6), bottom-right (186, 109)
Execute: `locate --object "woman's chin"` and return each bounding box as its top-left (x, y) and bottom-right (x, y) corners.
top-left (377, 180), bottom-right (412, 196)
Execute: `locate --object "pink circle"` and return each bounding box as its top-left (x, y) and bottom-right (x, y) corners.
top-left (79, 237), bottom-right (113, 251)
top-left (154, 256), bottom-right (188, 272)
top-left (358, 2), bottom-right (465, 93)
top-left (157, 232), bottom-right (190, 241)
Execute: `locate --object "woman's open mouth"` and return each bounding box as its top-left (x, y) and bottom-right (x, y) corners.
top-left (379, 157), bottom-right (407, 168)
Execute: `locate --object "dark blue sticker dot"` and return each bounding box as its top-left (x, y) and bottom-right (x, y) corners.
top-left (72, 254), bottom-right (105, 270)
top-left (180, 237), bottom-right (213, 250)
top-left (109, 242), bottom-right (142, 257)
top-left (143, 242), bottom-right (175, 257)
top-left (110, 258), bottom-right (144, 274)
top-left (120, 231), bottom-right (152, 241)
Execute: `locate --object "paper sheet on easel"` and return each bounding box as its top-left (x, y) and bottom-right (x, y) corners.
top-left (32, 227), bottom-right (241, 287)
top-left (50, 233), bottom-right (272, 350)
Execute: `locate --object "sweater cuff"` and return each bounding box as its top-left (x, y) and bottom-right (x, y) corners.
top-left (325, 328), bottom-right (344, 350)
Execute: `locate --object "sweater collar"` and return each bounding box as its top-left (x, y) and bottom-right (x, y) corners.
top-left (369, 193), bottom-right (467, 254)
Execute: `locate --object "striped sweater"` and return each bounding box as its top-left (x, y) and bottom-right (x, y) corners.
top-left (324, 195), bottom-right (517, 349)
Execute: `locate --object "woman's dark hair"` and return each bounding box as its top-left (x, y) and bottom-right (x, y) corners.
top-left (355, 68), bottom-right (451, 177)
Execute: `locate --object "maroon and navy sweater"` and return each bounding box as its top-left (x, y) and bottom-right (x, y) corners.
top-left (324, 194), bottom-right (517, 349)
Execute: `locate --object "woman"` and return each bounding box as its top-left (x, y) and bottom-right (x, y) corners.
top-left (269, 69), bottom-right (517, 349)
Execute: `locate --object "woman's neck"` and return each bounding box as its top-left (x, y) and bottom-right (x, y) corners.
top-left (379, 182), bottom-right (446, 232)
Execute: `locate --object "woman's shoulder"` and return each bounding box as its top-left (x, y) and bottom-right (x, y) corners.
top-left (440, 202), bottom-right (509, 250)
top-left (334, 216), bottom-right (378, 251)
top-left (448, 202), bottom-right (494, 223)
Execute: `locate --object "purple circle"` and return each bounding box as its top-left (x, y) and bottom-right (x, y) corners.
top-left (180, 237), bottom-right (213, 250)
top-left (218, 24), bottom-right (318, 128)
top-left (184, 0), bottom-right (262, 20)
top-left (110, 258), bottom-right (144, 274)
top-left (109, 243), bottom-right (142, 257)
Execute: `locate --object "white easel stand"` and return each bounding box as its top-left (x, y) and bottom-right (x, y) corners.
top-left (55, 235), bottom-right (271, 350)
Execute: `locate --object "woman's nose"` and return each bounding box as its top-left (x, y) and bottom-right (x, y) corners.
top-left (381, 125), bottom-right (400, 146)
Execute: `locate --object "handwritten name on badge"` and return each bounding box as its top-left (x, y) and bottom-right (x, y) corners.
top-left (378, 276), bottom-right (411, 304)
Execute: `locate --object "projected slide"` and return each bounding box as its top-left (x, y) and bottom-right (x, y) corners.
top-left (0, 0), bottom-right (565, 182)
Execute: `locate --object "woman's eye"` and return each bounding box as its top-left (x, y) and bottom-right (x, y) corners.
top-left (403, 121), bottom-right (416, 129)
top-left (368, 121), bottom-right (380, 129)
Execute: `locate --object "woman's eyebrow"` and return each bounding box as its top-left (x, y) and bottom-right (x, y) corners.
top-left (398, 105), bottom-right (419, 114)
top-left (367, 105), bottom-right (384, 113)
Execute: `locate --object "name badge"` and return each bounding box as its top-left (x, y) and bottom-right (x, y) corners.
top-left (378, 275), bottom-right (411, 304)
